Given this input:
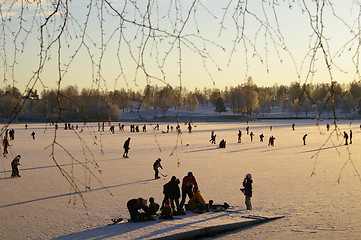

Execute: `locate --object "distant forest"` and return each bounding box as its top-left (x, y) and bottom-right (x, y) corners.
top-left (1, 78), bottom-right (361, 122)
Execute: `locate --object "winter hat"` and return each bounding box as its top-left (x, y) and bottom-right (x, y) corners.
top-left (246, 173), bottom-right (252, 178)
top-left (15, 155), bottom-right (21, 160)
top-left (140, 198), bottom-right (147, 206)
top-left (188, 172), bottom-right (193, 177)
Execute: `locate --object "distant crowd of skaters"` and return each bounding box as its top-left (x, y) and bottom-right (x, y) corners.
top-left (2, 121), bottom-right (358, 181)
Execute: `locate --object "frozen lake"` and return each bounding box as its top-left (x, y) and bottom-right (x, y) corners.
top-left (1, 119), bottom-right (361, 239)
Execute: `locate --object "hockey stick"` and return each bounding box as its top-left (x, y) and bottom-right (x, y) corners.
top-left (159, 172), bottom-right (167, 177)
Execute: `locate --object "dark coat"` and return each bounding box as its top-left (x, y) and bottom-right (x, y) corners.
top-left (165, 180), bottom-right (181, 199)
top-left (123, 138), bottom-right (131, 149)
top-left (243, 178), bottom-right (253, 197)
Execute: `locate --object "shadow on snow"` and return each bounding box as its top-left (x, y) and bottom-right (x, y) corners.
top-left (0, 178), bottom-right (155, 209)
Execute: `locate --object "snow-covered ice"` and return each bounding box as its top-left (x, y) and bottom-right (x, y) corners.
top-left (1, 119), bottom-right (361, 239)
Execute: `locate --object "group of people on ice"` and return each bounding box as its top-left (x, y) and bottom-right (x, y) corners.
top-left (126, 171), bottom-right (253, 222)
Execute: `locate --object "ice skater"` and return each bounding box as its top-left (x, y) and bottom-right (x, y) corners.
top-left (250, 132), bottom-right (254, 142)
top-left (3, 136), bottom-right (10, 155)
top-left (343, 131), bottom-right (349, 145)
top-left (268, 136), bottom-right (275, 146)
top-left (302, 134), bottom-right (307, 145)
top-left (153, 158), bottom-right (163, 179)
top-left (210, 131), bottom-right (216, 144)
top-left (259, 133), bottom-right (264, 142)
top-left (237, 130), bottom-right (242, 143)
top-left (11, 155), bottom-right (21, 177)
top-left (123, 137), bottom-right (131, 158)
top-left (350, 130), bottom-right (353, 144)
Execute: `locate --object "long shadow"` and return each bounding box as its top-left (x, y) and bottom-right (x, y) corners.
top-left (186, 146), bottom-right (218, 153)
top-left (260, 145), bottom-right (303, 153)
top-left (298, 145), bottom-right (342, 153)
top-left (0, 157), bottom-right (121, 174)
top-left (0, 178), bottom-right (155, 209)
top-left (54, 211), bottom-right (242, 240)
top-left (135, 211), bottom-right (235, 240)
top-left (227, 145), bottom-right (269, 153)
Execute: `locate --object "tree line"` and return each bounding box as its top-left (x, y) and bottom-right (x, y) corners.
top-left (1, 79), bottom-right (360, 122)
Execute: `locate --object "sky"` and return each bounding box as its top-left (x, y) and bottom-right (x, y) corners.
top-left (1, 0), bottom-right (360, 93)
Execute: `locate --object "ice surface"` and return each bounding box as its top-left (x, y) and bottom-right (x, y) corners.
top-left (1, 118), bottom-right (361, 239)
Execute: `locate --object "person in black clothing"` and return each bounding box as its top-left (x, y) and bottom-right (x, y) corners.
top-left (123, 137), bottom-right (131, 158)
top-left (3, 136), bottom-right (10, 154)
top-left (31, 131), bottom-right (36, 140)
top-left (11, 155), bottom-right (21, 177)
top-left (210, 131), bottom-right (216, 144)
top-left (250, 132), bottom-right (254, 142)
top-left (219, 139), bottom-right (226, 148)
top-left (127, 198), bottom-right (154, 222)
top-left (153, 158), bottom-right (163, 179)
top-left (148, 197), bottom-right (160, 215)
top-left (343, 131), bottom-right (349, 145)
top-left (259, 133), bottom-right (264, 142)
top-left (241, 173), bottom-right (253, 210)
top-left (302, 134), bottom-right (307, 145)
top-left (162, 176), bottom-right (181, 214)
top-left (350, 130), bottom-right (353, 144)
top-left (179, 172), bottom-right (198, 211)
top-left (237, 130), bottom-right (242, 143)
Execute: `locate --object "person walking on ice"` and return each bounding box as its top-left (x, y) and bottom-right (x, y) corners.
top-left (11, 155), bottom-right (21, 177)
top-left (350, 130), bottom-right (353, 144)
top-left (237, 130), bottom-right (242, 143)
top-left (123, 137), bottom-right (131, 158)
top-left (3, 136), bottom-right (10, 155)
top-left (210, 131), bottom-right (216, 144)
top-left (250, 132), bottom-right (254, 142)
top-left (343, 131), bottom-right (349, 145)
top-left (241, 173), bottom-right (253, 210)
top-left (153, 158), bottom-right (163, 179)
top-left (268, 136), bottom-right (275, 146)
top-left (302, 134), bottom-right (307, 145)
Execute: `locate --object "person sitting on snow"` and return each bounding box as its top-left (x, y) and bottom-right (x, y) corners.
top-left (187, 186), bottom-right (206, 212)
top-left (219, 139), bottom-right (226, 148)
top-left (148, 197), bottom-right (160, 215)
top-left (160, 200), bottom-right (173, 219)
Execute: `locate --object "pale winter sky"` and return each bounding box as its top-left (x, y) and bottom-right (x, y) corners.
top-left (1, 0), bottom-right (360, 93)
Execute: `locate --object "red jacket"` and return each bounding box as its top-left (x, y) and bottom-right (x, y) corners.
top-left (182, 176), bottom-right (198, 189)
